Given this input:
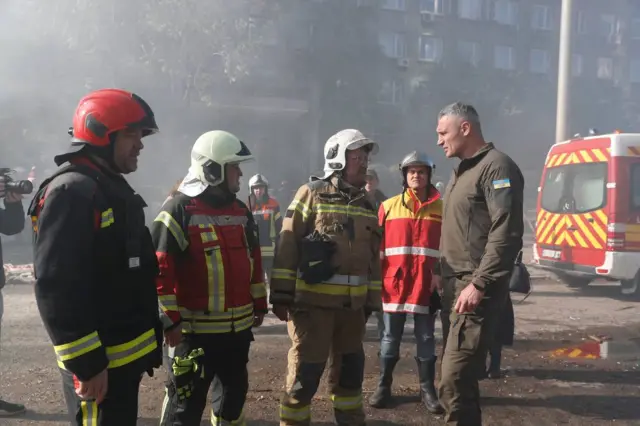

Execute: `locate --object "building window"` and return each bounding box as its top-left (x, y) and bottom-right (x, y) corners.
top-left (599, 14), bottom-right (616, 39)
top-left (458, 41), bottom-right (480, 66)
top-left (380, 0), bottom-right (406, 11)
top-left (493, 0), bottom-right (517, 26)
top-left (420, 0), bottom-right (447, 14)
top-left (630, 60), bottom-right (640, 83)
top-left (529, 49), bottom-right (549, 74)
top-left (458, 0), bottom-right (483, 20)
top-left (419, 36), bottom-right (443, 62)
top-left (571, 54), bottom-right (583, 77)
top-left (597, 57), bottom-right (613, 80)
top-left (494, 45), bottom-right (515, 70)
top-left (576, 10), bottom-right (588, 34)
top-left (531, 5), bottom-right (551, 30)
top-left (378, 80), bottom-right (404, 105)
top-left (631, 18), bottom-right (640, 39)
top-left (379, 32), bottom-right (406, 58)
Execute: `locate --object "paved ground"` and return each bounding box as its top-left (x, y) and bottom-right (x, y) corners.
top-left (1, 270), bottom-right (639, 425)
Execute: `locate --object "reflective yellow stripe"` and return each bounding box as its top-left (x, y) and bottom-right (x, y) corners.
top-left (261, 246), bottom-right (275, 256)
top-left (204, 248), bottom-right (225, 313)
top-left (250, 282), bottom-right (267, 299)
top-left (314, 203), bottom-right (376, 219)
top-left (368, 280), bottom-right (382, 291)
top-left (105, 328), bottom-right (158, 369)
top-left (280, 404), bottom-right (311, 422)
top-left (155, 211), bottom-right (189, 251)
top-left (296, 279), bottom-right (368, 296)
top-left (100, 208), bottom-right (114, 228)
top-left (158, 294), bottom-right (178, 312)
top-left (57, 329), bottom-right (157, 371)
top-left (180, 304), bottom-right (254, 321)
top-left (211, 408), bottom-right (246, 425)
top-left (54, 331), bottom-right (102, 362)
top-left (287, 199), bottom-right (311, 220)
top-left (81, 400), bottom-right (98, 426)
top-left (274, 211), bottom-right (282, 221)
top-left (183, 314), bottom-right (254, 334)
top-left (331, 393), bottom-right (363, 411)
top-left (272, 269), bottom-right (296, 280)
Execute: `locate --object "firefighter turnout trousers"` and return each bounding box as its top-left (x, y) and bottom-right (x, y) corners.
top-left (60, 368), bottom-right (142, 426)
top-left (280, 307), bottom-right (366, 426)
top-left (160, 329), bottom-right (253, 426)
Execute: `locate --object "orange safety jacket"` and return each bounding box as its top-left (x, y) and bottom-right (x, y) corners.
top-left (250, 195), bottom-right (282, 258)
top-left (151, 190), bottom-right (268, 334)
top-left (379, 186), bottom-right (442, 314)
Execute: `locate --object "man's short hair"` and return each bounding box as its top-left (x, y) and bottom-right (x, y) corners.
top-left (438, 102), bottom-right (482, 133)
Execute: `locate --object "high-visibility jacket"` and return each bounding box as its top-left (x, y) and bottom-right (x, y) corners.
top-left (151, 190), bottom-right (268, 334)
top-left (269, 177), bottom-right (382, 311)
top-left (29, 159), bottom-right (162, 382)
top-left (250, 195), bottom-right (282, 258)
top-left (379, 187), bottom-right (442, 314)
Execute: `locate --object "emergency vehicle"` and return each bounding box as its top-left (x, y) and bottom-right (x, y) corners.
top-left (532, 131), bottom-right (640, 298)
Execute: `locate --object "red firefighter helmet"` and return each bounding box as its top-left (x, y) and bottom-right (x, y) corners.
top-left (56, 89), bottom-right (158, 165)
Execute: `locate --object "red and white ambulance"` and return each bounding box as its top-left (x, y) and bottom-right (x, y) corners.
top-left (532, 131), bottom-right (640, 298)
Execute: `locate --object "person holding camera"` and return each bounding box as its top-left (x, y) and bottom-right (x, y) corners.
top-left (0, 176), bottom-right (27, 417)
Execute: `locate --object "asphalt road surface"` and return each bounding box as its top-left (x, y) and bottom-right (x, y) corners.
top-left (1, 273), bottom-right (639, 425)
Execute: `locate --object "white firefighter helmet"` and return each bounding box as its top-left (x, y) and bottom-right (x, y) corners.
top-left (188, 130), bottom-right (254, 187)
top-left (399, 151), bottom-right (435, 187)
top-left (248, 173), bottom-right (269, 189)
top-left (318, 129), bottom-right (379, 179)
top-left (399, 151), bottom-right (435, 172)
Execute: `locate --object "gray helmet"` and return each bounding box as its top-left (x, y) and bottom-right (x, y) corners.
top-left (399, 151), bottom-right (435, 171)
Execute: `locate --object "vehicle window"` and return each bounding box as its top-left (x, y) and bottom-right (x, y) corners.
top-left (541, 163), bottom-right (607, 213)
top-left (541, 168), bottom-right (566, 212)
top-left (631, 164), bottom-right (640, 209)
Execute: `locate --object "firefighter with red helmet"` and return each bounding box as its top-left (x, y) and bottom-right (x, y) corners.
top-left (28, 89), bottom-right (163, 425)
top-left (152, 130), bottom-right (267, 425)
top-left (248, 174), bottom-right (282, 285)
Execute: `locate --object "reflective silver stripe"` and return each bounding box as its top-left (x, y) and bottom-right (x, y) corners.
top-left (179, 303), bottom-right (254, 320)
top-left (189, 214), bottom-right (248, 227)
top-left (384, 246), bottom-right (440, 258)
top-left (253, 209), bottom-right (275, 215)
top-left (54, 332), bottom-right (102, 362)
top-left (297, 273), bottom-right (368, 286)
top-left (382, 302), bottom-right (430, 314)
top-left (105, 329), bottom-right (157, 368)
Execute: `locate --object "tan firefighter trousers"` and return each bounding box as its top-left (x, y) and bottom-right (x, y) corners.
top-left (279, 306), bottom-right (366, 426)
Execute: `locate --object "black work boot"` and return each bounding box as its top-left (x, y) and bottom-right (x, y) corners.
top-left (369, 356), bottom-right (399, 408)
top-left (487, 346), bottom-right (502, 379)
top-left (415, 357), bottom-right (444, 414)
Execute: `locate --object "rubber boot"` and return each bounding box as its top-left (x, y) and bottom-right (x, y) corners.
top-left (415, 357), bottom-right (444, 414)
top-left (369, 356), bottom-right (399, 408)
top-left (487, 345), bottom-right (502, 379)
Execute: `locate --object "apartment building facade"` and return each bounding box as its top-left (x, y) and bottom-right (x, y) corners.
top-left (373, 0), bottom-right (640, 135)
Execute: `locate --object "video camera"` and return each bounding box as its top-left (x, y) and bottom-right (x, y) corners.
top-left (0, 168), bottom-right (34, 195)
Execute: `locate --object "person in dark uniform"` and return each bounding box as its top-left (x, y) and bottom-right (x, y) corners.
top-left (29, 89), bottom-right (163, 425)
top-left (433, 102), bottom-right (524, 426)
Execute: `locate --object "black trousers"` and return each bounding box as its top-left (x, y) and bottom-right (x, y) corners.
top-left (160, 330), bottom-right (253, 426)
top-left (60, 368), bottom-right (142, 426)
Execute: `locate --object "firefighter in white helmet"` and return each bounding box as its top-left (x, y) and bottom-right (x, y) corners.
top-left (248, 174), bottom-right (282, 287)
top-left (152, 130), bottom-right (267, 425)
top-left (270, 129), bottom-right (382, 426)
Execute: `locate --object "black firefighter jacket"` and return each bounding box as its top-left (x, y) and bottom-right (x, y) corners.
top-left (29, 159), bottom-right (162, 381)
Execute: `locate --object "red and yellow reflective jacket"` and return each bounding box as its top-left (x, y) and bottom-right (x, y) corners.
top-left (151, 189), bottom-right (267, 334)
top-left (379, 186), bottom-right (442, 314)
top-left (249, 195), bottom-right (282, 258)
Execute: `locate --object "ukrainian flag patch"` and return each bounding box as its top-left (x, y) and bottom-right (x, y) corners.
top-left (492, 179), bottom-right (511, 189)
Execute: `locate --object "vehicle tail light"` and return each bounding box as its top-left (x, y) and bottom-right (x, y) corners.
top-left (606, 222), bottom-right (626, 251)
